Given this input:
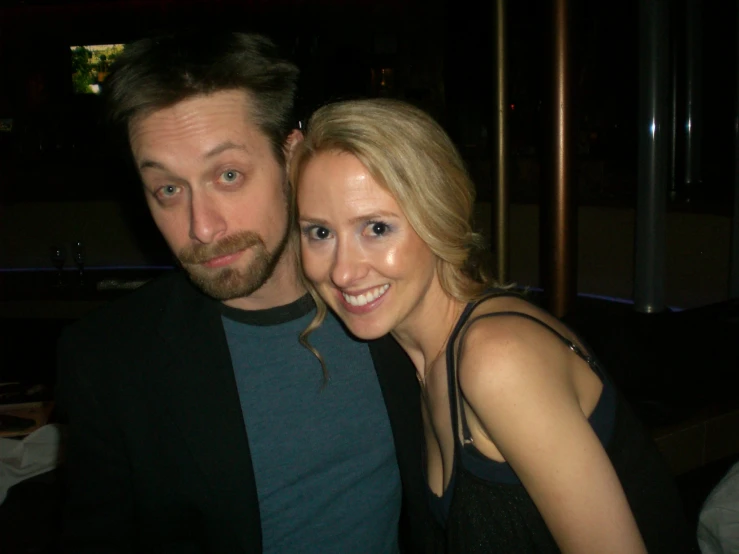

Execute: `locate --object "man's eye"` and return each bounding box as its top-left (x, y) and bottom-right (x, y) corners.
top-left (159, 185), bottom-right (179, 198)
top-left (221, 170), bottom-right (239, 183)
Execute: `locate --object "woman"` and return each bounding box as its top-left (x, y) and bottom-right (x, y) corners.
top-left (290, 98), bottom-right (691, 553)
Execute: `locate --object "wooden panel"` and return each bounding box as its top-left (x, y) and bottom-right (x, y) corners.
top-left (655, 422), bottom-right (705, 476)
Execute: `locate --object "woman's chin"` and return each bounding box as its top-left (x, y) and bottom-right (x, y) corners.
top-left (343, 321), bottom-right (390, 342)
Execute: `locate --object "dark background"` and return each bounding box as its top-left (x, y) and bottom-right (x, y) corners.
top-left (0, 0), bottom-right (735, 210)
top-left (0, 2), bottom-right (737, 552)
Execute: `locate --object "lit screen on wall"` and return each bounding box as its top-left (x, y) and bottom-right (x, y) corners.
top-left (70, 44), bottom-right (125, 94)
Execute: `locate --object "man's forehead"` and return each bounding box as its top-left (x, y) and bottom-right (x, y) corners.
top-left (128, 90), bottom-right (264, 155)
top-left (128, 89), bottom-right (256, 129)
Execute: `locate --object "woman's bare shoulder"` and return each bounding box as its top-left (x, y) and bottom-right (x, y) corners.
top-left (470, 293), bottom-right (552, 321)
top-left (455, 302), bottom-right (572, 395)
top-left (464, 293), bottom-right (581, 348)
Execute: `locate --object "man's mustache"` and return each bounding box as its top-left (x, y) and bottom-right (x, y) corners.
top-left (178, 232), bottom-right (263, 265)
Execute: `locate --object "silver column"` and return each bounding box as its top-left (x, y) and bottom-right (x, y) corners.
top-left (634, 0), bottom-right (670, 313)
top-left (684, 0), bottom-right (703, 199)
top-left (730, 0), bottom-right (739, 298)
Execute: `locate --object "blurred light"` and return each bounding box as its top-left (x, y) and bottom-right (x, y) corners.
top-left (0, 265), bottom-right (175, 272)
top-left (380, 68), bottom-right (393, 88)
top-left (518, 286), bottom-right (684, 311)
top-left (510, 103), bottom-right (515, 110)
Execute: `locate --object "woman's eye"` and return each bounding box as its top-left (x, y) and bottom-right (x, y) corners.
top-left (368, 222), bottom-right (389, 236)
top-left (315, 227), bottom-right (331, 239)
top-left (221, 170), bottom-right (239, 183)
top-left (306, 226), bottom-right (332, 240)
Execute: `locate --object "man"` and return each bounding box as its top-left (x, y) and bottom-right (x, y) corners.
top-left (56, 32), bottom-right (430, 553)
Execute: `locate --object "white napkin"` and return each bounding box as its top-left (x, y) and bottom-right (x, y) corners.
top-left (0, 423), bottom-right (65, 505)
top-left (698, 460), bottom-right (739, 554)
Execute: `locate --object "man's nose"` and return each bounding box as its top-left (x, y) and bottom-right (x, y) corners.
top-left (189, 192), bottom-right (227, 244)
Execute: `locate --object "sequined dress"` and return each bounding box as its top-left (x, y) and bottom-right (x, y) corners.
top-left (425, 293), bottom-right (693, 553)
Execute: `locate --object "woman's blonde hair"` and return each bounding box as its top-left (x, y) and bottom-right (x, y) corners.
top-left (290, 98), bottom-right (502, 365)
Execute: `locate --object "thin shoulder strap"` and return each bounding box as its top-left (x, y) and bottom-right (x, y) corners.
top-left (445, 291), bottom-right (527, 450)
top-left (463, 311), bottom-right (595, 366)
top-left (450, 302), bottom-right (597, 446)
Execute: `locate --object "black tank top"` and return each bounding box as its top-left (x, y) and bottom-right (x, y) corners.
top-left (425, 292), bottom-right (692, 553)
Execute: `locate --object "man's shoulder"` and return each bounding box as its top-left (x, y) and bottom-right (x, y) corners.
top-left (62, 271), bottom-right (187, 342)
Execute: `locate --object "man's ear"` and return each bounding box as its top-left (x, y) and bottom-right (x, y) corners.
top-left (284, 129), bottom-right (304, 164)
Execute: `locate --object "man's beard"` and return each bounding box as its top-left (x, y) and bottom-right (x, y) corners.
top-left (177, 226), bottom-right (291, 301)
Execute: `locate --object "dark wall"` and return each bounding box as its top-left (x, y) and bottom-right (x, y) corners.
top-left (0, 0), bottom-right (443, 204)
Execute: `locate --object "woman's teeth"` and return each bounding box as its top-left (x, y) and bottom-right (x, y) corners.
top-left (342, 284), bottom-right (390, 307)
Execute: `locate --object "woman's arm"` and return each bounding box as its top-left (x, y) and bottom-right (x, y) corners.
top-left (457, 316), bottom-right (647, 554)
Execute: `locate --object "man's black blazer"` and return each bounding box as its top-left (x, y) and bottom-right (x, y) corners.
top-left (57, 271), bottom-right (431, 553)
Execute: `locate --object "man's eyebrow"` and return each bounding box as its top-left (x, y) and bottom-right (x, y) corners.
top-left (204, 141), bottom-right (248, 159)
top-left (138, 141), bottom-right (248, 171)
top-left (139, 159), bottom-right (166, 171)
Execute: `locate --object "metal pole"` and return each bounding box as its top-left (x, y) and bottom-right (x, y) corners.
top-left (669, 10), bottom-right (679, 202)
top-left (634, 0), bottom-right (669, 313)
top-left (542, 0), bottom-right (576, 318)
top-left (729, 0), bottom-right (739, 297)
top-left (493, 0), bottom-right (509, 284)
top-left (684, 0), bottom-right (703, 199)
